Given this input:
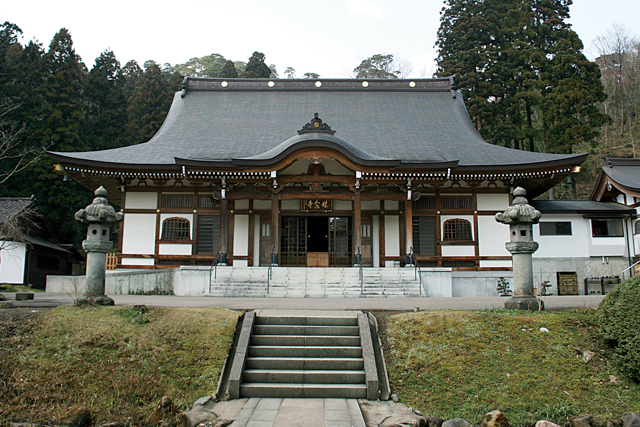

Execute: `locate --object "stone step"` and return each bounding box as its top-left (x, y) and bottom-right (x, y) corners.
top-left (245, 357), bottom-right (365, 371)
top-left (239, 383), bottom-right (368, 399)
top-left (253, 325), bottom-right (360, 336)
top-left (251, 335), bottom-right (361, 347)
top-left (254, 315), bottom-right (358, 326)
top-left (248, 345), bottom-right (363, 358)
top-left (243, 369), bottom-right (366, 384)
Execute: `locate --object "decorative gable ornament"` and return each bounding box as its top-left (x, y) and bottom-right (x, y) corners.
top-left (298, 113), bottom-right (335, 135)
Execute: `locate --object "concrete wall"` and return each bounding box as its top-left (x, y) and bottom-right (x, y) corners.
top-left (0, 241), bottom-right (26, 284)
top-left (47, 269), bottom-right (177, 296)
top-left (532, 257), bottom-right (628, 295)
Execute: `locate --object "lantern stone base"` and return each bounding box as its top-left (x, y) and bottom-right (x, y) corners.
top-left (77, 295), bottom-right (115, 306)
top-left (504, 296), bottom-right (543, 311)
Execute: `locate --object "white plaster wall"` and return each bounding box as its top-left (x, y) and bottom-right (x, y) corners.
top-left (254, 200), bottom-right (272, 210)
top-left (362, 201), bottom-right (380, 211)
top-left (159, 244), bottom-right (192, 255)
top-left (384, 215), bottom-right (400, 257)
top-left (477, 193), bottom-right (509, 211)
top-left (372, 215), bottom-right (380, 267)
top-left (384, 200), bottom-right (399, 211)
top-left (534, 215), bottom-right (590, 258)
top-left (335, 200), bottom-right (352, 211)
top-left (441, 245), bottom-right (475, 257)
top-left (634, 234), bottom-right (640, 256)
top-left (160, 213), bottom-right (193, 239)
top-left (125, 192), bottom-right (157, 209)
top-left (122, 214), bottom-right (156, 254)
top-left (590, 237), bottom-right (626, 257)
top-left (120, 258), bottom-right (155, 266)
top-left (235, 200), bottom-right (249, 210)
top-left (0, 241), bottom-right (26, 284)
top-left (480, 260), bottom-right (512, 268)
top-left (478, 216), bottom-right (510, 256)
top-left (281, 200), bottom-right (299, 211)
top-left (233, 214), bottom-right (249, 256)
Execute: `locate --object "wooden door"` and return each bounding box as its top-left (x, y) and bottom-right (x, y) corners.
top-left (361, 217), bottom-right (373, 267)
top-left (280, 217), bottom-right (307, 266)
top-left (259, 216), bottom-right (274, 266)
top-left (329, 217), bottom-right (352, 266)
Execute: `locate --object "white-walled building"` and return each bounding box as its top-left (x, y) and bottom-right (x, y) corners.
top-left (48, 78), bottom-right (627, 297)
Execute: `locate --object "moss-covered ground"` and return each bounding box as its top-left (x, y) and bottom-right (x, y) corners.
top-left (0, 306), bottom-right (240, 424)
top-left (382, 309), bottom-right (640, 426)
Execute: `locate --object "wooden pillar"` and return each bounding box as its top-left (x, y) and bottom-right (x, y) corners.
top-left (271, 193), bottom-right (279, 265)
top-left (405, 199), bottom-right (413, 265)
top-left (220, 198), bottom-right (228, 264)
top-left (354, 192), bottom-right (362, 265)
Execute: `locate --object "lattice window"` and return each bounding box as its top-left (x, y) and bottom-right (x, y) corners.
top-left (413, 195), bottom-right (436, 210)
top-left (161, 217), bottom-right (191, 240)
top-left (441, 195), bottom-right (472, 210)
top-left (198, 195), bottom-right (221, 209)
top-left (635, 221), bottom-right (640, 235)
top-left (161, 194), bottom-right (193, 209)
top-left (442, 219), bottom-right (472, 242)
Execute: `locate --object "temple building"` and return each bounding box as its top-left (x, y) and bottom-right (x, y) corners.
top-left (49, 78), bottom-right (588, 273)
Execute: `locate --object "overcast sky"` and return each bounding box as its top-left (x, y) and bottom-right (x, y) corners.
top-left (2, 0), bottom-right (638, 78)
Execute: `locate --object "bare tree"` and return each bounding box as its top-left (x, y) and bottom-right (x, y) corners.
top-left (0, 100), bottom-right (48, 185)
top-left (0, 203), bottom-right (41, 252)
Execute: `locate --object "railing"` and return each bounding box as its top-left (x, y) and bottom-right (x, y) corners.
top-left (409, 247), bottom-right (424, 295)
top-left (621, 260), bottom-right (640, 281)
top-left (266, 245), bottom-right (275, 294)
top-left (208, 245), bottom-right (224, 294)
top-left (356, 246), bottom-right (364, 294)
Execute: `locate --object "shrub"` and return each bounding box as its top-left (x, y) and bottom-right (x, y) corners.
top-left (596, 275), bottom-right (640, 382)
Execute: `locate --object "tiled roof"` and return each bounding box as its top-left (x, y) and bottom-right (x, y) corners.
top-left (0, 197), bottom-right (37, 224)
top-left (50, 78), bottom-right (585, 171)
top-left (601, 158), bottom-right (640, 192)
top-left (531, 200), bottom-right (633, 216)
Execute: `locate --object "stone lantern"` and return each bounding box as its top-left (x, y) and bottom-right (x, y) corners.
top-left (495, 187), bottom-right (543, 310)
top-left (75, 186), bottom-right (123, 305)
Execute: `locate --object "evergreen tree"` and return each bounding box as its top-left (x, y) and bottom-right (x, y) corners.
top-left (435, 0), bottom-right (609, 154)
top-left (41, 28), bottom-right (86, 152)
top-left (119, 59), bottom-right (143, 100)
top-left (240, 52), bottom-right (271, 78)
top-left (219, 60), bottom-right (238, 78)
top-left (127, 63), bottom-right (173, 143)
top-left (83, 50), bottom-right (129, 150)
top-left (174, 53), bottom-right (228, 77)
top-left (353, 54), bottom-right (401, 79)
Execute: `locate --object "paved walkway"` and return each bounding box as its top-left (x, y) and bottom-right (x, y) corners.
top-left (1, 292), bottom-right (605, 310)
top-left (231, 398), bottom-right (365, 427)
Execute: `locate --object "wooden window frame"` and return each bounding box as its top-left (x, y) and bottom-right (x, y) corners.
top-left (160, 217), bottom-right (191, 241)
top-left (442, 218), bottom-right (473, 242)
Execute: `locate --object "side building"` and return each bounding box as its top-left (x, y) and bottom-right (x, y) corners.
top-left (49, 78), bottom-right (590, 295)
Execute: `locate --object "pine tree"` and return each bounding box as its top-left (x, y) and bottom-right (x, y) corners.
top-left (240, 52), bottom-right (271, 78)
top-left (127, 63), bottom-right (173, 143)
top-left (219, 60), bottom-right (238, 78)
top-left (435, 0), bottom-right (609, 154)
top-left (83, 50), bottom-right (129, 150)
top-left (41, 28), bottom-right (86, 152)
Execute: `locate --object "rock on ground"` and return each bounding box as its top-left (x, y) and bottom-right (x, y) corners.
top-left (534, 421), bottom-right (561, 427)
top-left (441, 418), bottom-right (474, 427)
top-left (622, 413), bottom-right (640, 427)
top-left (57, 405), bottom-right (92, 427)
top-left (427, 416), bottom-right (444, 427)
top-left (568, 416), bottom-right (593, 427)
top-left (358, 400), bottom-right (426, 427)
top-left (479, 410), bottom-right (510, 427)
top-left (179, 396), bottom-right (247, 427)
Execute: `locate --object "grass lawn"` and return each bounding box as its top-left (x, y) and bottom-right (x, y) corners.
top-left (382, 309), bottom-right (640, 427)
top-left (0, 306), bottom-right (240, 424)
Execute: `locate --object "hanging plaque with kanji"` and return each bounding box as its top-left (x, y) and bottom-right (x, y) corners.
top-left (301, 199), bottom-right (333, 213)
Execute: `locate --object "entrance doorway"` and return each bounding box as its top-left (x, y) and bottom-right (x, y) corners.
top-left (279, 216), bottom-right (352, 267)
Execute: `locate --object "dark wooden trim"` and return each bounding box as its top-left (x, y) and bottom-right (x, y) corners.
top-left (379, 214), bottom-right (385, 267)
top-left (228, 209), bottom-right (235, 264)
top-left (248, 202), bottom-right (255, 266)
top-left (157, 240), bottom-right (195, 244)
top-left (439, 241), bottom-right (477, 246)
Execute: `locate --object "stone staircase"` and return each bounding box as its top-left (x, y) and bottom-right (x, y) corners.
top-left (206, 267), bottom-right (422, 297)
top-left (226, 310), bottom-right (382, 400)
